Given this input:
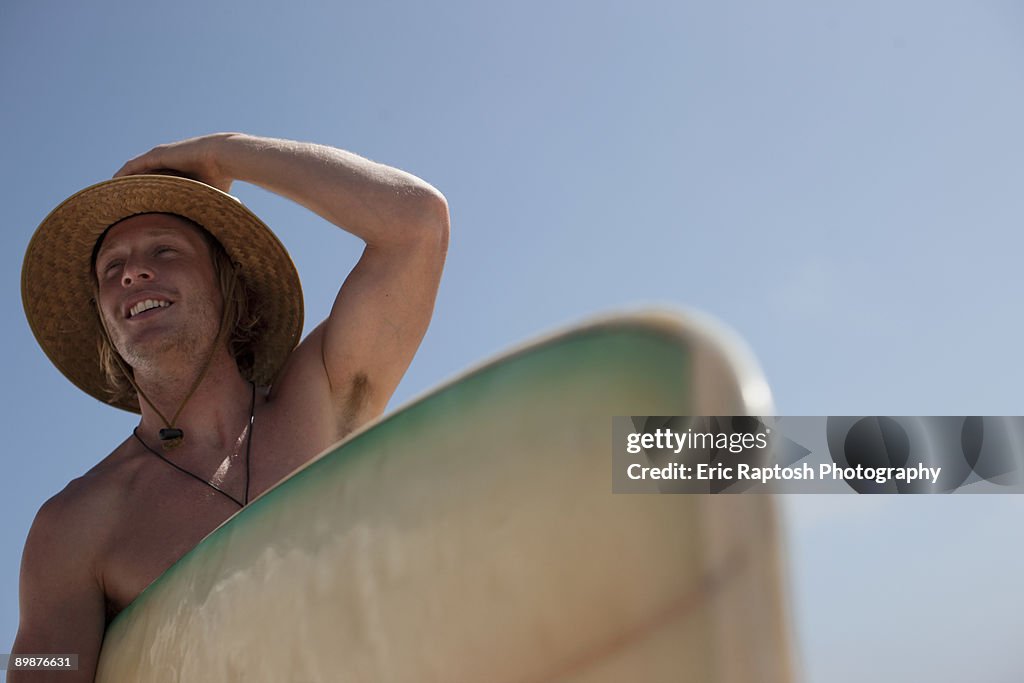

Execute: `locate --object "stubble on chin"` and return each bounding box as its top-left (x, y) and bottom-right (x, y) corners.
top-left (108, 298), bottom-right (222, 376)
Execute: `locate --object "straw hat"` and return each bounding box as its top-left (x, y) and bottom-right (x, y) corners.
top-left (22, 175), bottom-right (304, 413)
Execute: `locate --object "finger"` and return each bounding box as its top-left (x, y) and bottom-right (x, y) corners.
top-left (113, 156), bottom-right (152, 178)
top-left (112, 161), bottom-right (135, 178)
top-left (113, 146), bottom-right (168, 178)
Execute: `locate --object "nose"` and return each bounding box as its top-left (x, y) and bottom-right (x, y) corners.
top-left (121, 260), bottom-right (153, 287)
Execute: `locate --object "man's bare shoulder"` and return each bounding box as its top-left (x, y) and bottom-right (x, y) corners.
top-left (29, 438), bottom-right (142, 549)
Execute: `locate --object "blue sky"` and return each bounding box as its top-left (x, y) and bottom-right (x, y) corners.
top-left (3, 1), bottom-right (1024, 681)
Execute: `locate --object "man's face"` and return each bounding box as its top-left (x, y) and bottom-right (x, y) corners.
top-left (93, 213), bottom-right (222, 370)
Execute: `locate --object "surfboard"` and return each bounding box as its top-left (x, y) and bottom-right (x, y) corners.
top-left (95, 311), bottom-right (792, 683)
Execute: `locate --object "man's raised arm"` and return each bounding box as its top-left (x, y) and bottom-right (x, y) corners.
top-left (116, 133), bottom-right (450, 436)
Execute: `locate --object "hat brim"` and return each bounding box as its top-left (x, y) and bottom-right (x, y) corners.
top-left (22, 175), bottom-right (303, 413)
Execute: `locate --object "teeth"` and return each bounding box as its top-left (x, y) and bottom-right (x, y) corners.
top-left (129, 299), bottom-right (170, 318)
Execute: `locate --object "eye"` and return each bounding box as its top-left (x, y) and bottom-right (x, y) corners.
top-left (154, 245), bottom-right (176, 256)
top-left (101, 260), bottom-right (123, 276)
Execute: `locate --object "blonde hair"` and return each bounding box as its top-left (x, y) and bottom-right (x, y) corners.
top-left (93, 216), bottom-right (262, 406)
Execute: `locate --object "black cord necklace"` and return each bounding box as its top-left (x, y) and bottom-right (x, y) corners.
top-left (133, 382), bottom-right (256, 508)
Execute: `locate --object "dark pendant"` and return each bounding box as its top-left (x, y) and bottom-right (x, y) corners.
top-left (159, 428), bottom-right (185, 450)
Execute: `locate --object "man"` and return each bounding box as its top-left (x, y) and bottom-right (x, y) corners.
top-left (12, 133), bottom-right (449, 681)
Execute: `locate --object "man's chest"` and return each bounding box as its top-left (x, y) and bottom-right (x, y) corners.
top-left (99, 479), bottom-right (239, 619)
top-left (98, 419), bottom-right (333, 619)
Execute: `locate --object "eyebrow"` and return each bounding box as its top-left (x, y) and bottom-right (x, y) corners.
top-left (139, 228), bottom-right (189, 239)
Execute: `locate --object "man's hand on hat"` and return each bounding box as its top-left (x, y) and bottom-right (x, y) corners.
top-left (114, 133), bottom-right (236, 194)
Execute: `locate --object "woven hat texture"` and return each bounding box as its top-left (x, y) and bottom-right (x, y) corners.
top-left (22, 175), bottom-right (303, 413)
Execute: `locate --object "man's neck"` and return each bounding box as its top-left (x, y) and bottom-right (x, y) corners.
top-left (133, 353), bottom-right (255, 455)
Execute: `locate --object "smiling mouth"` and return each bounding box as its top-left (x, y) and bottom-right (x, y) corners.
top-left (128, 299), bottom-right (172, 319)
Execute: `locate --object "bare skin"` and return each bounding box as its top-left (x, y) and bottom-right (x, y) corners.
top-left (11, 133), bottom-right (449, 681)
